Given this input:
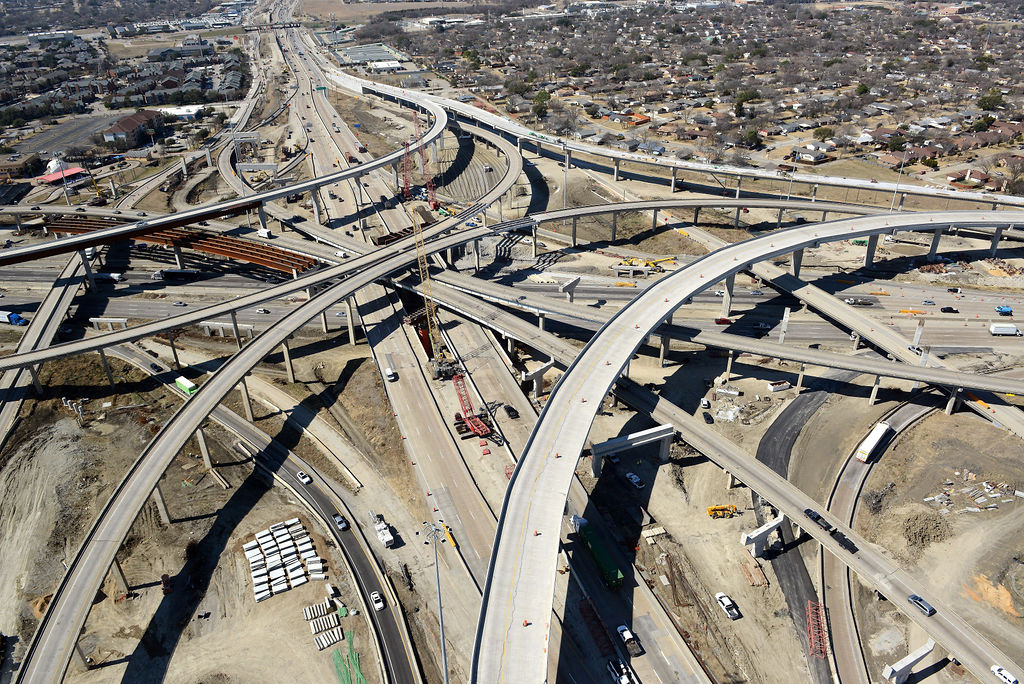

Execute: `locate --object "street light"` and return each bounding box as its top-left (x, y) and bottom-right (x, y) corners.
top-left (422, 521), bottom-right (449, 684)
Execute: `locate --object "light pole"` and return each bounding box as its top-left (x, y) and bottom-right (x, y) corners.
top-left (889, 146), bottom-right (909, 213)
top-left (422, 521), bottom-right (449, 684)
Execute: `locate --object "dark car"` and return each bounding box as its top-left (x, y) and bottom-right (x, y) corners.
top-left (503, 405), bottom-right (520, 419)
top-left (940, 306), bottom-right (959, 314)
top-left (803, 508), bottom-right (836, 533)
top-left (702, 411), bottom-right (714, 424)
top-left (149, 362), bottom-right (162, 372)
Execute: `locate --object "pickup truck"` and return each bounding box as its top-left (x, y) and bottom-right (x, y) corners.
top-left (0, 310), bottom-right (28, 326)
top-left (616, 625), bottom-right (643, 657)
top-left (996, 306), bottom-right (1014, 316)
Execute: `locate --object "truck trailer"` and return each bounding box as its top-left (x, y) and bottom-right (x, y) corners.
top-left (0, 311), bottom-right (28, 326)
top-left (989, 323), bottom-right (1022, 336)
top-left (572, 516), bottom-right (624, 589)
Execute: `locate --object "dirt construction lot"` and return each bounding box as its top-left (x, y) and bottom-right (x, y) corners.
top-left (856, 411), bottom-right (1024, 673)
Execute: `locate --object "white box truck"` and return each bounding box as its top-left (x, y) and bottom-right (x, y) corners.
top-left (989, 323), bottom-right (1022, 336)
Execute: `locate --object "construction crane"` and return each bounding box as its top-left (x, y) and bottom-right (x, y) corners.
top-left (412, 113), bottom-right (439, 209)
top-left (401, 142), bottom-right (412, 199)
top-left (411, 213), bottom-right (457, 379)
top-left (707, 505), bottom-right (738, 519)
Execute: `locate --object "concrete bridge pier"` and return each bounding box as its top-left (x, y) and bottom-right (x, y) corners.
top-left (152, 482), bottom-right (172, 525)
top-left (897, 193), bottom-right (906, 211)
top-left (735, 176), bottom-right (742, 198)
top-left (912, 347), bottom-right (930, 390)
top-left (560, 276), bottom-right (581, 303)
top-left (882, 639), bottom-right (935, 684)
top-left (670, 167), bottom-right (677, 192)
top-left (28, 365), bottom-right (43, 395)
top-left (531, 223), bottom-right (539, 259)
top-left (195, 427), bottom-right (213, 469)
top-left (990, 225), bottom-right (1007, 256)
top-left (521, 360), bottom-right (554, 400)
top-left (795, 363), bottom-right (806, 392)
top-left (927, 226), bottom-right (944, 261)
top-left (320, 311), bottom-right (329, 335)
top-left (172, 245), bottom-right (185, 269)
top-left (204, 149), bottom-right (213, 168)
top-left (790, 248), bottom-right (804, 278)
top-left (538, 313), bottom-right (546, 331)
top-left (312, 194), bottom-right (322, 225)
top-left (811, 183), bottom-right (818, 201)
top-left (97, 348), bottom-right (116, 390)
top-left (230, 311), bottom-right (243, 350)
top-left (868, 374), bottom-right (881, 405)
top-left (238, 376), bottom-right (255, 423)
top-left (516, 137), bottom-right (522, 155)
top-left (779, 307), bottom-right (791, 345)
top-left (741, 514), bottom-right (785, 558)
top-left (658, 313), bottom-right (674, 367)
top-left (346, 297), bottom-right (356, 345)
top-left (864, 234), bottom-right (878, 268)
top-left (724, 350), bottom-right (735, 380)
top-left (734, 205), bottom-right (741, 229)
top-left (564, 149), bottom-right (571, 169)
top-left (694, 207), bottom-right (701, 225)
top-left (76, 250), bottom-right (97, 291)
top-left (281, 339), bottom-right (295, 383)
top-left (111, 557), bottom-right (130, 595)
top-left (591, 424), bottom-right (675, 477)
top-left (610, 212), bottom-right (618, 242)
top-left (776, 207), bottom-right (784, 230)
top-left (257, 204), bottom-right (269, 232)
top-left (180, 157), bottom-right (188, 180)
top-left (945, 387), bottom-right (962, 415)
top-left (851, 333), bottom-right (861, 351)
top-left (913, 319), bottom-right (925, 346)
top-left (168, 332), bottom-right (181, 369)
top-left (474, 239), bottom-right (481, 272)
top-left (652, 209), bottom-right (659, 232)
top-left (571, 216), bottom-right (578, 247)
top-left (613, 158), bottom-right (620, 182)
top-left (393, 163), bottom-right (399, 187)
top-left (720, 274), bottom-right (735, 317)
top-left (821, 210), bottom-right (828, 221)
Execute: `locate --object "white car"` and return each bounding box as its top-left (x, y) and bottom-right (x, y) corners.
top-left (370, 591), bottom-right (385, 611)
top-left (992, 666), bottom-right (1018, 684)
top-left (296, 470), bottom-right (312, 485)
top-left (332, 513), bottom-right (349, 531)
top-left (715, 592), bottom-right (741, 620)
top-left (713, 289), bottom-right (726, 296)
top-left (625, 472), bottom-right (646, 489)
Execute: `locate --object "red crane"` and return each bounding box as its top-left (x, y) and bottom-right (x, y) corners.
top-left (401, 142), bottom-right (412, 199)
top-left (413, 114), bottom-right (439, 209)
top-left (452, 373), bottom-right (490, 437)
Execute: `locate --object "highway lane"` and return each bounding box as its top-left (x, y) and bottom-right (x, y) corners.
top-left (108, 343), bottom-right (417, 684)
top-left (13, 121), bottom-right (524, 684)
top-left (474, 209), bottom-right (1024, 684)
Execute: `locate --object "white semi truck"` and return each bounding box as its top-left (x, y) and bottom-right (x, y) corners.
top-left (989, 323), bottom-right (1022, 336)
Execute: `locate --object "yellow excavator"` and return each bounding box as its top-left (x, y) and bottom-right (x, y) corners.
top-left (617, 256), bottom-right (675, 273)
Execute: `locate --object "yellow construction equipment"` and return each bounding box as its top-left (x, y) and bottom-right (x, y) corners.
top-left (707, 505), bottom-right (738, 519)
top-left (412, 214), bottom-right (456, 378)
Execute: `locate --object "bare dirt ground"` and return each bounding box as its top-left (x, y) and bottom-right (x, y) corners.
top-left (300, 0), bottom-right (484, 22)
top-left (568, 348), bottom-right (814, 684)
top-left (855, 411), bottom-right (1024, 673)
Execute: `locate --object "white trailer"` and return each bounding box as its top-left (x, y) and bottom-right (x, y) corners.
top-left (855, 421), bottom-right (891, 463)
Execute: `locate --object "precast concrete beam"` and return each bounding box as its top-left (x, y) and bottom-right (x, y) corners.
top-left (195, 427), bottom-right (213, 470)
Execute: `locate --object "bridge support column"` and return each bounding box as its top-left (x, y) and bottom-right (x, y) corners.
top-left (735, 176), bottom-right (742, 198)
top-left (734, 205), bottom-right (741, 229)
top-left (725, 350), bottom-right (734, 380)
top-left (538, 313), bottom-right (545, 331)
top-left (670, 167), bottom-right (677, 192)
top-left (913, 319), bottom-right (925, 346)
top-left (990, 225), bottom-right (1007, 256)
top-left (204, 149), bottom-right (212, 168)
top-left (652, 209), bottom-right (659, 232)
top-left (851, 333), bottom-right (861, 351)
top-left (312, 194), bottom-right (322, 225)
top-left (611, 212), bottom-right (618, 242)
top-left (564, 149), bottom-right (571, 169)
top-left (506, 335), bottom-right (515, 356)
top-left (927, 226), bottom-right (944, 262)
top-left (779, 307), bottom-right (791, 345)
top-left (571, 216), bottom-right (577, 247)
top-left (790, 248), bottom-right (803, 278)
top-left (516, 137), bottom-right (522, 155)
top-left (195, 427), bottom-right (213, 470)
top-left (320, 311), bottom-right (328, 334)
top-left (660, 334), bottom-right (670, 367)
top-left (693, 207), bottom-right (700, 224)
top-left (559, 276), bottom-right (580, 303)
top-left (76, 250), bottom-right (97, 291)
top-left (811, 183), bottom-right (818, 201)
top-left (393, 163), bottom-right (399, 187)
top-left (912, 347), bottom-right (930, 391)
top-left (882, 639), bottom-right (935, 684)
top-left (795, 363), bottom-right (806, 392)
top-left (28, 364), bottom-right (43, 395)
top-left (110, 557), bottom-right (130, 594)
top-left (721, 274), bottom-right (735, 317)
top-left (345, 297), bottom-right (356, 346)
top-left (531, 223), bottom-right (538, 259)
top-left (613, 158), bottom-right (620, 182)
top-left (741, 514), bottom-right (785, 558)
top-left (281, 339), bottom-right (295, 384)
top-left (776, 207), bottom-right (783, 229)
top-left (168, 332), bottom-right (181, 369)
top-left (864, 234), bottom-right (879, 268)
top-left (238, 376), bottom-right (255, 423)
top-left (868, 375), bottom-right (881, 405)
top-left (898, 193), bottom-right (906, 211)
top-left (474, 239), bottom-right (481, 272)
top-left (230, 311), bottom-right (243, 350)
top-left (172, 245), bottom-right (185, 269)
top-left (97, 348), bottom-right (116, 390)
top-left (521, 361), bottom-right (554, 400)
top-left (152, 482), bottom-right (171, 525)
top-left (821, 211), bottom-right (828, 222)
top-left (257, 204), bottom-right (268, 231)
top-left (945, 387), bottom-right (962, 415)
top-left (109, 178), bottom-right (118, 199)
